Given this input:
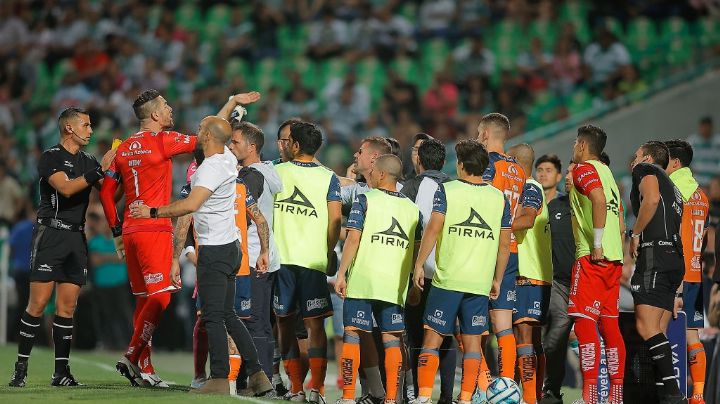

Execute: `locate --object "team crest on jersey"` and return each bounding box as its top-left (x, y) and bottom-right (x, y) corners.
top-left (371, 218), bottom-right (409, 248)
top-left (275, 187), bottom-right (318, 217)
top-left (449, 208), bottom-right (495, 239)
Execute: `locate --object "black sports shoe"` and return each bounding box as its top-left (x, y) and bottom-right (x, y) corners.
top-left (273, 377), bottom-right (289, 397)
top-left (9, 361), bottom-right (28, 387)
top-left (539, 391), bottom-right (563, 404)
top-left (356, 393), bottom-right (384, 404)
top-left (51, 366), bottom-right (82, 386)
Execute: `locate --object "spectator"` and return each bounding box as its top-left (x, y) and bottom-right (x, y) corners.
top-left (516, 37), bottom-right (552, 92)
top-left (583, 28), bottom-right (631, 89)
top-left (325, 84), bottom-right (369, 142)
top-left (422, 71), bottom-right (459, 118)
top-left (452, 36), bottom-right (495, 82)
top-left (383, 71), bottom-right (420, 118)
top-left (549, 36), bottom-right (582, 96)
top-left (0, 2), bottom-right (29, 58)
top-left (87, 206), bottom-right (133, 350)
top-left (223, 6), bottom-right (254, 61)
top-left (369, 7), bottom-right (415, 62)
top-left (687, 117), bottom-right (720, 187)
top-left (323, 71), bottom-right (370, 116)
top-left (0, 161), bottom-right (23, 225)
top-left (251, 2), bottom-right (281, 59)
top-left (617, 65), bottom-right (647, 99)
top-left (306, 7), bottom-right (348, 59)
top-left (454, 0), bottom-right (491, 36)
top-left (8, 199), bottom-right (35, 339)
top-left (418, 0), bottom-right (456, 38)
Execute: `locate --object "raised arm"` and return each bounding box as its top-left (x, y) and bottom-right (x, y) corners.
top-left (217, 92), bottom-right (261, 121)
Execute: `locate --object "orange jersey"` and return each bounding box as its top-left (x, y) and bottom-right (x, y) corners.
top-left (101, 131), bottom-right (196, 234)
top-left (681, 188), bottom-right (709, 282)
top-left (483, 151), bottom-right (527, 252)
top-left (235, 180), bottom-right (257, 276)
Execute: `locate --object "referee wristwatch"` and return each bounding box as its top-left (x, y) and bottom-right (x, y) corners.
top-left (150, 207), bottom-right (158, 218)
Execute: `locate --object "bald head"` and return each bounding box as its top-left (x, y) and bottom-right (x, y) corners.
top-left (201, 116), bottom-right (232, 144)
top-left (508, 143), bottom-right (535, 176)
top-left (375, 154), bottom-right (403, 179)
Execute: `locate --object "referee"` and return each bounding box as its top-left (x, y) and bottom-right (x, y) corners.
top-left (9, 107), bottom-right (115, 387)
top-left (130, 116), bottom-right (272, 396)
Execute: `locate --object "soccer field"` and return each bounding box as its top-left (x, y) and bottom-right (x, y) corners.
top-left (0, 344), bottom-right (581, 403)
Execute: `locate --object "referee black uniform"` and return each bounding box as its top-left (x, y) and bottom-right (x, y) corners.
top-left (9, 107), bottom-right (106, 388)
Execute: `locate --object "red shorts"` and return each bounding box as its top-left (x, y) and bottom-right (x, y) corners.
top-left (123, 231), bottom-right (178, 296)
top-left (568, 255), bottom-right (622, 322)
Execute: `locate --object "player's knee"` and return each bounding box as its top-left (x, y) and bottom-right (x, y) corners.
top-left (147, 292), bottom-right (171, 311)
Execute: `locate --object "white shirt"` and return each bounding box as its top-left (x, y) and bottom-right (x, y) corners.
top-left (247, 162), bottom-right (283, 272)
top-left (415, 177), bottom-right (441, 279)
top-left (191, 147), bottom-right (239, 246)
top-left (583, 42), bottom-right (630, 84)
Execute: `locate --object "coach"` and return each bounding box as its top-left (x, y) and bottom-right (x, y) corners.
top-left (130, 116), bottom-right (272, 396)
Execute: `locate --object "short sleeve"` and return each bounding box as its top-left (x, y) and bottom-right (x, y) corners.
top-left (161, 131), bottom-right (197, 158)
top-left (631, 163), bottom-right (658, 185)
top-left (245, 189), bottom-right (257, 208)
top-left (482, 157), bottom-right (497, 182)
top-left (346, 194), bottom-right (368, 231)
top-left (239, 168), bottom-right (264, 201)
top-left (520, 182), bottom-right (543, 211)
top-left (38, 151), bottom-right (59, 179)
top-left (432, 184), bottom-right (447, 214)
top-left (501, 197), bottom-right (512, 229)
top-left (572, 163), bottom-right (603, 196)
top-left (327, 174), bottom-right (341, 202)
top-left (179, 184), bottom-right (191, 199)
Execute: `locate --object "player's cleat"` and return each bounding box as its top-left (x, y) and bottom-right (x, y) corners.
top-left (308, 389), bottom-right (326, 404)
top-left (538, 391), bottom-right (563, 404)
top-left (571, 400), bottom-right (587, 404)
top-left (411, 398), bottom-right (433, 404)
top-left (437, 396), bottom-right (454, 404)
top-left (689, 395), bottom-right (705, 404)
top-left (141, 372), bottom-right (169, 388)
top-left (356, 393), bottom-right (384, 404)
top-left (8, 361), bottom-right (28, 387)
top-left (659, 395), bottom-right (688, 404)
top-left (116, 356), bottom-right (144, 387)
top-left (274, 374), bottom-right (290, 397)
top-left (336, 399), bottom-right (356, 404)
top-left (190, 376), bottom-right (207, 389)
top-left (284, 391), bottom-right (307, 402)
top-left (51, 366), bottom-right (82, 386)
top-left (189, 377), bottom-right (230, 395)
top-left (471, 388), bottom-right (488, 404)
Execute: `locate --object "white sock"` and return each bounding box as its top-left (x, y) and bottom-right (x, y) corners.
top-left (364, 366), bottom-right (386, 398)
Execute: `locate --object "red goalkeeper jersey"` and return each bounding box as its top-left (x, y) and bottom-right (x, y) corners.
top-left (100, 130), bottom-right (197, 235)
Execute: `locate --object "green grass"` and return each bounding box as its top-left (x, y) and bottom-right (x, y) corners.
top-left (0, 344), bottom-right (581, 403)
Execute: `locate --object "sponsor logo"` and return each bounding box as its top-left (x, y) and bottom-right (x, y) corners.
top-left (128, 159), bottom-right (141, 167)
top-left (427, 312), bottom-right (447, 327)
top-left (140, 320), bottom-right (156, 342)
top-left (631, 284), bottom-right (640, 292)
top-left (240, 300), bottom-right (251, 311)
top-left (391, 313), bottom-right (403, 324)
top-left (352, 310), bottom-right (370, 327)
top-left (529, 300), bottom-right (542, 316)
top-left (585, 300), bottom-right (602, 316)
top-left (434, 310), bottom-right (443, 318)
top-left (63, 160), bottom-right (74, 168)
top-left (580, 342), bottom-right (596, 372)
top-left (37, 264), bottom-right (53, 272)
top-left (506, 290), bottom-right (517, 302)
top-left (658, 240), bottom-right (673, 246)
top-left (694, 312), bottom-right (703, 321)
top-left (63, 335), bottom-right (73, 340)
top-left (607, 189), bottom-right (619, 216)
top-left (144, 273), bottom-right (164, 285)
top-left (130, 141), bottom-right (142, 150)
top-left (371, 218), bottom-right (410, 248)
top-left (120, 141), bottom-right (152, 157)
top-left (555, 212), bottom-right (562, 220)
top-left (606, 347), bottom-right (620, 376)
top-left (275, 187), bottom-right (318, 218)
top-left (449, 208), bottom-right (495, 239)
top-left (471, 315), bottom-right (487, 327)
top-left (306, 297), bottom-right (328, 312)
top-left (19, 332), bottom-right (34, 338)
top-left (341, 358), bottom-right (354, 387)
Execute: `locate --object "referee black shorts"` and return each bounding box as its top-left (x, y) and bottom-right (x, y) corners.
top-left (630, 247), bottom-right (683, 312)
top-left (29, 224), bottom-right (88, 285)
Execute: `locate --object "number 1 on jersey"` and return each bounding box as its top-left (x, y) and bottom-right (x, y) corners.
top-left (131, 167), bottom-right (140, 197)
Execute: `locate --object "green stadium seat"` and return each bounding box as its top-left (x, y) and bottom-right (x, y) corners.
top-left (697, 17), bottom-right (720, 46)
top-left (206, 4), bottom-right (231, 27)
top-left (147, 4), bottom-right (162, 29)
top-left (527, 91), bottom-right (560, 128)
top-left (357, 57), bottom-right (387, 100)
top-left (226, 57), bottom-right (251, 79)
top-left (421, 39), bottom-right (450, 64)
top-left (319, 58), bottom-right (348, 84)
top-left (528, 20), bottom-right (559, 51)
top-left (605, 17), bottom-right (624, 39)
top-left (398, 2), bottom-right (417, 24)
top-left (52, 59), bottom-right (74, 88)
top-left (281, 57), bottom-right (319, 91)
top-left (175, 3), bottom-right (202, 31)
top-left (626, 17), bottom-right (658, 53)
top-left (255, 58), bottom-right (281, 92)
top-left (662, 17), bottom-right (689, 39)
top-left (390, 57), bottom-right (421, 86)
top-left (559, 0), bottom-right (589, 23)
top-left (567, 88), bottom-right (592, 115)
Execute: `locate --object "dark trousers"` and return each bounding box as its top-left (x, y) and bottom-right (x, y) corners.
top-left (197, 240), bottom-right (261, 379)
top-left (542, 280), bottom-right (573, 396)
top-left (244, 269), bottom-right (277, 378)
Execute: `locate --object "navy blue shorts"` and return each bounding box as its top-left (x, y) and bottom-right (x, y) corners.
top-left (343, 298), bottom-right (404, 333)
top-left (683, 281), bottom-right (704, 328)
top-left (235, 275), bottom-right (252, 319)
top-left (490, 253), bottom-right (518, 311)
top-left (424, 285), bottom-right (489, 336)
top-left (512, 279), bottom-right (551, 325)
top-left (273, 265), bottom-right (332, 319)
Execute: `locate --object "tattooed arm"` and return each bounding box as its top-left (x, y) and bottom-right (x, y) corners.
top-left (173, 214), bottom-right (193, 260)
top-left (246, 203), bottom-right (270, 272)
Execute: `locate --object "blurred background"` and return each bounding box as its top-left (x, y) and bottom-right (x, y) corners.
top-left (1, 0), bottom-right (720, 393)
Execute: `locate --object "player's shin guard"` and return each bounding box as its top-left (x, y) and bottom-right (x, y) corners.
top-left (17, 311), bottom-right (41, 363)
top-left (193, 316), bottom-right (208, 379)
top-left (308, 347), bottom-right (327, 392)
top-left (574, 318), bottom-right (601, 404)
top-left (52, 316), bottom-right (73, 373)
top-left (126, 292), bottom-right (171, 363)
top-left (460, 351), bottom-right (481, 401)
top-left (599, 316), bottom-right (625, 404)
top-left (688, 343), bottom-right (706, 397)
top-left (646, 333), bottom-right (681, 397)
top-left (517, 344), bottom-right (537, 404)
top-left (340, 334), bottom-right (361, 399)
top-left (417, 349), bottom-right (440, 399)
top-left (384, 340), bottom-right (403, 402)
top-left (496, 329), bottom-right (516, 378)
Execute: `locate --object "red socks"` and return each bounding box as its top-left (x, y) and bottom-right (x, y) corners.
top-left (125, 293), bottom-right (171, 363)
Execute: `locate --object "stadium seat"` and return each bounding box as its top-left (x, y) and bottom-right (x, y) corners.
top-left (558, 0), bottom-right (589, 23)
top-left (390, 57), bottom-right (421, 86)
top-left (206, 4), bottom-right (231, 27)
top-left (528, 20), bottom-right (559, 52)
top-left (281, 57), bottom-right (319, 92)
top-left (697, 17), bottom-right (720, 47)
top-left (567, 88), bottom-right (593, 115)
top-left (175, 3), bottom-right (202, 31)
top-left (420, 39), bottom-right (450, 66)
top-left (626, 17), bottom-right (658, 54)
top-left (605, 17), bottom-right (624, 39)
top-left (255, 58), bottom-right (281, 93)
top-left (226, 57), bottom-right (252, 81)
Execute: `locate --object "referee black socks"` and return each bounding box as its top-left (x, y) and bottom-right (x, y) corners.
top-left (645, 332), bottom-right (681, 397)
top-left (17, 312), bottom-right (41, 363)
top-left (52, 316), bottom-right (73, 373)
